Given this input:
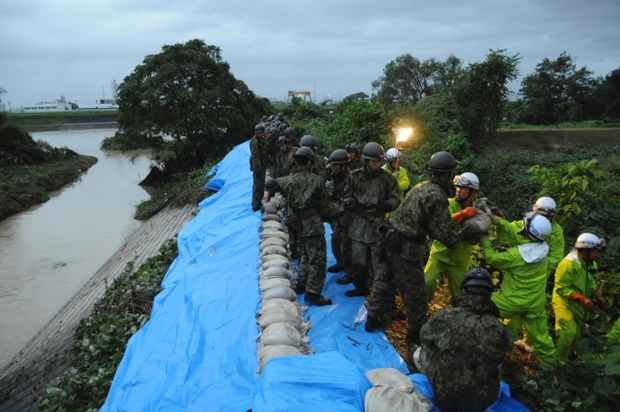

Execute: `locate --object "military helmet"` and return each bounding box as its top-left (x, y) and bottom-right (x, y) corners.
top-left (460, 267), bottom-right (494, 296)
top-left (276, 136), bottom-right (287, 145)
top-left (345, 142), bottom-right (359, 154)
top-left (429, 151), bottom-right (458, 172)
top-left (255, 124), bottom-right (265, 133)
top-left (329, 149), bottom-right (350, 164)
top-left (295, 146), bottom-right (315, 163)
top-left (523, 211), bottom-right (552, 242)
top-left (362, 142), bottom-right (384, 161)
top-left (265, 177), bottom-right (278, 192)
top-left (279, 122), bottom-right (288, 130)
top-left (300, 134), bottom-right (318, 150)
top-left (285, 127), bottom-right (294, 135)
top-left (533, 196), bottom-right (557, 218)
top-left (270, 125), bottom-right (280, 134)
top-left (575, 233), bottom-right (607, 250)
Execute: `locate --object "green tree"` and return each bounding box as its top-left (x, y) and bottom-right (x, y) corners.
top-left (371, 54), bottom-right (464, 106)
top-left (519, 52), bottom-right (598, 124)
top-left (111, 39), bottom-right (272, 175)
top-left (595, 67), bottom-right (620, 120)
top-left (452, 49), bottom-right (520, 149)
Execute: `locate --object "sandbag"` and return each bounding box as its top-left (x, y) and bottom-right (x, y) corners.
top-left (259, 237), bottom-right (288, 250)
top-left (258, 322), bottom-right (306, 348)
top-left (262, 220), bottom-right (286, 231)
top-left (257, 344), bottom-right (302, 373)
top-left (261, 286), bottom-right (297, 301)
top-left (460, 211), bottom-right (492, 235)
top-left (364, 368), bottom-right (433, 412)
top-left (262, 213), bottom-right (282, 223)
top-left (259, 298), bottom-right (303, 316)
top-left (259, 230), bottom-right (289, 242)
top-left (257, 309), bottom-right (308, 332)
top-left (259, 259), bottom-right (291, 272)
top-left (259, 245), bottom-right (288, 258)
top-left (259, 278), bottom-right (291, 292)
top-left (259, 266), bottom-right (293, 280)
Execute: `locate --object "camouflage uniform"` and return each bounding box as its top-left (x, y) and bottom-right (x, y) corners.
top-left (419, 294), bottom-right (509, 412)
top-left (348, 156), bottom-right (364, 171)
top-left (367, 176), bottom-right (461, 343)
top-left (249, 132), bottom-right (268, 211)
top-left (328, 166), bottom-right (351, 272)
top-left (273, 145), bottom-right (297, 178)
top-left (276, 168), bottom-right (331, 295)
top-left (342, 167), bottom-right (400, 293)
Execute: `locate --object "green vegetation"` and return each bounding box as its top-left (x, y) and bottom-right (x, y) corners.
top-left (6, 111), bottom-right (118, 129)
top-left (0, 113), bottom-right (98, 221)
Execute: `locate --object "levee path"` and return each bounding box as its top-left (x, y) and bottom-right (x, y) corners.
top-left (0, 204), bottom-right (197, 411)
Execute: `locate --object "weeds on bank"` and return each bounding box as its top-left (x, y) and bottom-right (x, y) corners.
top-left (37, 239), bottom-right (179, 412)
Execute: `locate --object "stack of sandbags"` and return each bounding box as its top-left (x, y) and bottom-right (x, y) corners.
top-left (256, 205), bottom-right (313, 374)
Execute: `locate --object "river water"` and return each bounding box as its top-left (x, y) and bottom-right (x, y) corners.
top-left (0, 129), bottom-right (153, 369)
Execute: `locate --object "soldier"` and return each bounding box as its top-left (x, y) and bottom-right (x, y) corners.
top-left (341, 142), bottom-right (400, 297)
top-left (273, 136), bottom-right (296, 178)
top-left (325, 149), bottom-right (351, 275)
top-left (266, 124), bottom-right (280, 176)
top-left (266, 147), bottom-right (334, 306)
top-left (424, 172), bottom-right (480, 303)
top-left (249, 123), bottom-right (268, 212)
top-left (345, 142), bottom-right (364, 171)
top-left (482, 211), bottom-right (558, 369)
top-left (365, 151), bottom-right (467, 349)
top-left (416, 268), bottom-right (509, 412)
top-left (552, 233), bottom-right (607, 361)
top-left (382, 147), bottom-right (410, 219)
top-left (285, 126), bottom-right (297, 147)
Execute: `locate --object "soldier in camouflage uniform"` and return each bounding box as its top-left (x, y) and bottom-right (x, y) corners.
top-left (273, 136), bottom-right (297, 178)
top-left (417, 268), bottom-right (509, 412)
top-left (325, 149), bottom-right (351, 275)
top-left (268, 146), bottom-right (334, 306)
top-left (285, 126), bottom-right (297, 147)
top-left (366, 151), bottom-right (467, 346)
top-left (249, 123), bottom-right (268, 212)
top-left (266, 125), bottom-right (280, 177)
top-left (345, 143), bottom-right (364, 171)
top-left (341, 142), bottom-right (400, 297)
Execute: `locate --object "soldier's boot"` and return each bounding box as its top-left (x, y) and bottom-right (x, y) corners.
top-left (344, 287), bottom-right (369, 297)
top-left (295, 283), bottom-right (306, 295)
top-left (304, 292), bottom-right (332, 306)
top-left (336, 273), bottom-right (354, 285)
top-left (365, 315), bottom-right (381, 332)
top-left (327, 262), bottom-right (344, 273)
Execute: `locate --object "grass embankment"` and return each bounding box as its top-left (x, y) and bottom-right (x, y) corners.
top-left (6, 111), bottom-right (118, 129)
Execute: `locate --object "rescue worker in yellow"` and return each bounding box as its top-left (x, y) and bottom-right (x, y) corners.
top-left (424, 172), bottom-right (479, 303)
top-left (552, 233), bottom-right (607, 361)
top-left (481, 211), bottom-right (558, 369)
top-left (382, 148), bottom-right (410, 219)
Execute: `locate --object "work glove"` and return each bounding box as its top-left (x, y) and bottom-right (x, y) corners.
top-left (571, 293), bottom-right (596, 312)
top-left (344, 198), bottom-right (358, 210)
top-left (452, 207), bottom-right (477, 223)
top-left (490, 207), bottom-right (505, 219)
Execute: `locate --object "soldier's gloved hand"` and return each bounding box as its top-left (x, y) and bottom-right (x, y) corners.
top-left (452, 207), bottom-right (477, 223)
top-left (571, 293), bottom-right (596, 312)
top-left (378, 200), bottom-right (393, 214)
top-left (344, 198), bottom-right (358, 210)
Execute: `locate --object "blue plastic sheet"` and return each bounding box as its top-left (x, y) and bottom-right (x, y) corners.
top-left (102, 141), bottom-right (526, 411)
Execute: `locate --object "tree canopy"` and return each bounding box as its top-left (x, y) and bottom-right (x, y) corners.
top-left (111, 39), bottom-right (272, 174)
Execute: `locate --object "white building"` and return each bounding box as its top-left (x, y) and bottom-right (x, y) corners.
top-left (21, 95), bottom-right (73, 112)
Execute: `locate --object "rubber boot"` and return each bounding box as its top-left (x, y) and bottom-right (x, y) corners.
top-left (304, 292), bottom-right (332, 306)
top-left (327, 262), bottom-right (344, 273)
top-left (365, 315), bottom-right (380, 332)
top-left (336, 273), bottom-right (354, 285)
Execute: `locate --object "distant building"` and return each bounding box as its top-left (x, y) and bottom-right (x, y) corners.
top-left (21, 95), bottom-right (72, 112)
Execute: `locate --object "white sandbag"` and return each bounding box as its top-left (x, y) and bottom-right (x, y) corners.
top-left (259, 237), bottom-right (288, 250)
top-left (260, 230), bottom-right (289, 242)
top-left (261, 285), bottom-right (297, 301)
top-left (460, 210), bottom-right (492, 235)
top-left (262, 201), bottom-right (280, 214)
top-left (259, 245), bottom-right (288, 258)
top-left (259, 259), bottom-right (291, 272)
top-left (259, 266), bottom-right (294, 280)
top-left (257, 322), bottom-right (304, 347)
top-left (260, 253), bottom-right (290, 263)
top-left (262, 213), bottom-right (282, 223)
top-left (257, 309), bottom-right (307, 332)
top-left (364, 368), bottom-right (433, 412)
top-left (262, 220), bottom-right (286, 231)
top-left (258, 298), bottom-right (303, 317)
top-left (259, 277), bottom-right (291, 292)
top-left (257, 344), bottom-right (302, 373)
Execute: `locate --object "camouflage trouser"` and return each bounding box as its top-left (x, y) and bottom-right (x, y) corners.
top-left (350, 239), bottom-right (381, 291)
top-left (331, 222), bottom-right (352, 269)
top-left (367, 241), bottom-right (427, 343)
top-left (251, 169), bottom-right (266, 211)
top-left (330, 222), bottom-right (342, 264)
top-left (298, 235), bottom-right (327, 295)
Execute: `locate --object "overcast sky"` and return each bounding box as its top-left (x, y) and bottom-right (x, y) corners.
top-left (1, 0), bottom-right (619, 109)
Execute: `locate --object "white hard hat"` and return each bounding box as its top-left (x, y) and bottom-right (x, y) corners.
top-left (523, 211), bottom-right (552, 242)
top-left (385, 147), bottom-right (401, 162)
top-left (453, 172), bottom-right (479, 190)
top-left (533, 196), bottom-right (557, 217)
top-left (575, 233), bottom-right (607, 250)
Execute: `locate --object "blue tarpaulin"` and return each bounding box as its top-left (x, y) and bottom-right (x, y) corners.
top-left (101, 141), bottom-right (527, 411)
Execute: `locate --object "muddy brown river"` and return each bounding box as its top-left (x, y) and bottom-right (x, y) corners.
top-left (0, 129), bottom-right (153, 369)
